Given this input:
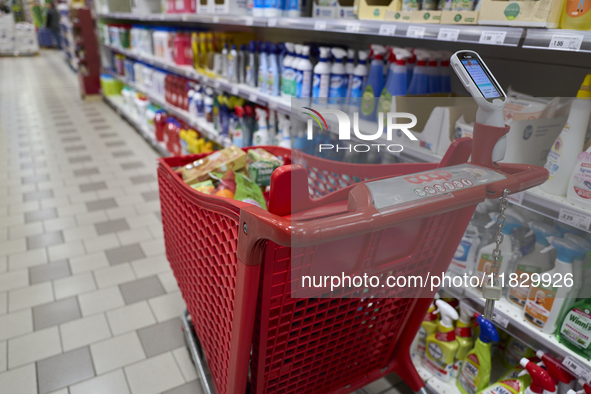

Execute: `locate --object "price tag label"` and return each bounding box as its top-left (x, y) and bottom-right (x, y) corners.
top-left (558, 207), bottom-right (591, 231)
top-left (213, 80), bottom-right (221, 89)
top-left (314, 20), bottom-right (327, 31)
top-left (549, 34), bottom-right (584, 51)
top-left (437, 28), bottom-right (460, 42)
top-left (491, 311), bottom-right (510, 328)
top-left (563, 356), bottom-right (591, 381)
top-left (212, 16), bottom-right (220, 23)
top-left (507, 191), bottom-right (525, 205)
top-left (346, 22), bottom-right (360, 33)
top-left (479, 30), bottom-right (507, 45)
top-left (244, 16), bottom-right (254, 26)
top-left (406, 26), bottom-right (426, 39)
top-left (378, 24), bottom-right (397, 36)
top-left (268, 100), bottom-right (278, 110)
top-left (159, 14), bottom-right (166, 20)
top-left (268, 18), bottom-right (277, 27)
top-left (231, 86), bottom-right (239, 95)
top-left (248, 93), bottom-right (258, 102)
top-left (181, 14), bottom-right (188, 21)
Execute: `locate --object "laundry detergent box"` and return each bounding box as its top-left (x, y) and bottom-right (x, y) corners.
top-left (478, 0), bottom-right (564, 27)
top-left (313, 0), bottom-right (356, 19)
top-left (385, 10), bottom-right (441, 23)
top-left (440, 10), bottom-right (479, 24)
top-left (358, 0), bottom-right (402, 20)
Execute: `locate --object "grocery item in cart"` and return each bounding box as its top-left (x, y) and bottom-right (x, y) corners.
top-left (181, 145), bottom-right (246, 185)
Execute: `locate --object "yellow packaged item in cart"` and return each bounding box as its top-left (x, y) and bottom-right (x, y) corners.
top-left (182, 145), bottom-right (246, 185)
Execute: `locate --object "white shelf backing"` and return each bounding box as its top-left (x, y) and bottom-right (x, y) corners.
top-left (445, 286), bottom-right (591, 383)
top-left (102, 68), bottom-right (231, 148)
top-left (523, 29), bottom-right (591, 53)
top-left (102, 93), bottom-right (170, 157)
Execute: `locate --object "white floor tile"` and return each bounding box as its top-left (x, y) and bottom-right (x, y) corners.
top-left (60, 313), bottom-right (112, 351)
top-left (8, 282), bottom-right (54, 311)
top-left (0, 364), bottom-right (37, 394)
top-left (124, 352), bottom-right (185, 394)
top-left (0, 269), bottom-right (29, 293)
top-left (43, 216), bottom-right (78, 233)
top-left (139, 239), bottom-right (165, 257)
top-left (8, 222), bottom-right (44, 241)
top-left (0, 239), bottom-right (27, 257)
top-left (70, 252), bottom-right (109, 274)
top-left (116, 228), bottom-right (153, 245)
top-left (8, 248), bottom-right (48, 271)
top-left (0, 292), bottom-right (6, 315)
top-left (172, 347), bottom-right (198, 382)
top-left (107, 301), bottom-right (156, 336)
top-left (63, 225), bottom-right (97, 243)
top-left (70, 369), bottom-right (131, 394)
top-left (0, 309), bottom-right (33, 341)
top-left (48, 240), bottom-right (86, 261)
top-left (0, 341), bottom-right (6, 372)
top-left (94, 263), bottom-right (136, 289)
top-left (54, 272), bottom-right (96, 299)
top-left (83, 234), bottom-right (120, 254)
top-left (148, 292), bottom-right (186, 323)
top-left (158, 272), bottom-right (180, 293)
top-left (76, 211), bottom-right (109, 227)
top-left (131, 255), bottom-right (170, 279)
top-left (8, 326), bottom-right (62, 368)
top-left (90, 332), bottom-right (146, 375)
top-left (79, 286), bottom-right (125, 317)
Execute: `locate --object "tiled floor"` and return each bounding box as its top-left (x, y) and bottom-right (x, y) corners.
top-left (0, 51), bottom-right (414, 394)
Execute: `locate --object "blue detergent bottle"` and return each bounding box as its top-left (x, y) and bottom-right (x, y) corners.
top-left (378, 47), bottom-right (410, 113)
top-left (427, 53), bottom-right (442, 94)
top-left (360, 45), bottom-right (386, 121)
top-left (407, 49), bottom-right (430, 96)
top-left (440, 51), bottom-right (452, 94)
top-left (406, 49), bottom-right (416, 89)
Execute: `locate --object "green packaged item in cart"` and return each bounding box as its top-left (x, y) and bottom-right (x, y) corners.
top-left (557, 299), bottom-right (591, 359)
top-left (247, 148), bottom-right (283, 187)
top-left (234, 172), bottom-right (267, 210)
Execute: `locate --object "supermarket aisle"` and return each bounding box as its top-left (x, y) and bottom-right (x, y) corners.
top-left (0, 51), bottom-right (409, 394)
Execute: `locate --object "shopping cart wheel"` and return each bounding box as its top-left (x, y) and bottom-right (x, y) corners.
top-left (181, 310), bottom-right (214, 394)
top-left (415, 387), bottom-right (429, 394)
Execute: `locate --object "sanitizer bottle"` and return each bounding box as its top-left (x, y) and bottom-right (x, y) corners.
top-left (329, 47), bottom-right (348, 108)
top-left (312, 47), bottom-right (331, 104)
top-left (266, 43), bottom-right (280, 97)
top-left (258, 42), bottom-right (268, 93)
top-left (349, 50), bottom-right (368, 112)
top-left (360, 45), bottom-right (386, 121)
top-left (252, 107), bottom-right (269, 146)
top-left (282, 43), bottom-right (295, 98)
top-left (298, 45), bottom-right (313, 99)
top-left (423, 300), bottom-right (459, 382)
top-left (408, 49), bottom-right (430, 95)
top-left (453, 303), bottom-right (474, 379)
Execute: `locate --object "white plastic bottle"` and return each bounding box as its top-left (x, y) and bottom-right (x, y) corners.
top-left (345, 49), bottom-right (355, 104)
top-left (278, 117), bottom-right (292, 148)
top-left (329, 47), bottom-right (348, 108)
top-left (567, 145), bottom-right (591, 209)
top-left (221, 44), bottom-right (229, 79)
top-left (293, 44), bottom-right (303, 98)
top-left (228, 44), bottom-right (238, 83)
top-left (281, 43), bottom-right (295, 98)
top-left (298, 45), bottom-right (313, 99)
top-left (449, 223), bottom-right (480, 277)
top-left (258, 42), bottom-right (268, 93)
top-left (523, 238), bottom-right (584, 334)
top-left (312, 47), bottom-right (331, 104)
top-left (267, 43), bottom-right (280, 97)
top-left (541, 79), bottom-right (591, 196)
top-left (349, 50), bottom-right (368, 112)
top-left (252, 107), bottom-right (270, 145)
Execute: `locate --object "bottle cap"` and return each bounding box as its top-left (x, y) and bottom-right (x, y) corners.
top-left (331, 47), bottom-right (347, 61)
top-left (564, 233), bottom-right (591, 251)
top-left (476, 315), bottom-right (499, 343)
top-left (535, 351), bottom-right (575, 384)
top-left (434, 299), bottom-right (458, 328)
top-left (318, 47), bottom-right (331, 61)
top-left (551, 238), bottom-right (585, 263)
top-left (520, 358), bottom-right (556, 394)
top-left (530, 222), bottom-right (561, 247)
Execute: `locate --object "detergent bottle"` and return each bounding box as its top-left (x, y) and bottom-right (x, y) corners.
top-left (266, 43), bottom-right (280, 97)
top-left (535, 351), bottom-right (576, 394)
top-left (458, 315), bottom-right (499, 394)
top-left (349, 50), bottom-right (368, 112)
top-left (293, 44), bottom-right (303, 97)
top-left (298, 45), bottom-right (313, 99)
top-left (423, 300), bottom-right (459, 382)
top-left (378, 47), bottom-right (410, 114)
top-left (415, 295), bottom-right (440, 359)
top-left (524, 238), bottom-right (585, 334)
top-left (507, 223), bottom-right (561, 308)
top-left (558, 296), bottom-right (591, 361)
top-left (427, 53), bottom-right (441, 94)
top-left (360, 45), bottom-right (386, 121)
top-left (329, 47), bottom-right (348, 108)
top-left (258, 43), bottom-right (268, 93)
top-left (453, 303), bottom-right (474, 378)
top-left (502, 337), bottom-right (535, 369)
top-left (519, 358), bottom-right (556, 394)
top-left (312, 47), bottom-right (331, 104)
top-left (281, 42), bottom-right (295, 98)
top-left (252, 107), bottom-right (269, 146)
top-left (345, 48), bottom-right (355, 101)
top-left (246, 41), bottom-right (258, 88)
top-left (563, 233), bottom-right (591, 300)
top-left (450, 223), bottom-right (480, 276)
top-left (477, 361), bottom-right (533, 394)
top-left (407, 49), bottom-right (430, 95)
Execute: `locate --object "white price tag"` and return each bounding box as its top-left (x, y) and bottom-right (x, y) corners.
top-left (507, 191), bottom-right (525, 205)
top-left (159, 14), bottom-right (166, 20)
top-left (231, 86), bottom-right (239, 95)
top-left (181, 14), bottom-right (188, 21)
top-left (558, 207), bottom-right (591, 231)
top-left (213, 80), bottom-right (221, 89)
top-left (212, 16), bottom-right (220, 23)
top-left (378, 24), bottom-right (397, 36)
top-left (268, 18), bottom-right (277, 27)
top-left (268, 100), bottom-right (278, 110)
top-left (406, 26), bottom-right (426, 39)
top-left (563, 356), bottom-right (591, 381)
top-left (549, 34), bottom-right (584, 51)
top-left (346, 22), bottom-right (360, 33)
top-left (248, 93), bottom-right (258, 102)
top-left (491, 311), bottom-right (510, 329)
top-left (437, 28), bottom-right (460, 42)
top-left (244, 16), bottom-right (254, 26)
top-left (314, 20), bottom-right (327, 31)
top-left (479, 30), bottom-right (507, 45)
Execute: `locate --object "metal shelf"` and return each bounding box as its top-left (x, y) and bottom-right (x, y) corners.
top-left (523, 28), bottom-right (591, 53)
top-left (98, 12), bottom-right (268, 26)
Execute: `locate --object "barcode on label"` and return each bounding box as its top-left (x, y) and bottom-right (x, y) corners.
top-left (437, 28), bottom-right (460, 42)
top-left (346, 22), bottom-right (360, 33)
top-left (406, 26), bottom-right (425, 39)
top-left (563, 356), bottom-right (591, 381)
top-left (558, 207), bottom-right (591, 231)
top-left (492, 312), bottom-right (509, 328)
top-left (549, 34), bottom-right (584, 51)
top-left (479, 31), bottom-right (507, 45)
top-left (378, 24), bottom-right (397, 36)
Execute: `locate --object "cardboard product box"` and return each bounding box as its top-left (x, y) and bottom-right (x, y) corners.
top-left (313, 0), bottom-right (356, 18)
top-left (95, 0), bottom-right (132, 13)
top-left (211, 0), bottom-right (249, 14)
top-left (132, 0), bottom-right (163, 13)
top-left (197, 0), bottom-right (211, 14)
top-left (440, 10), bottom-right (479, 24)
top-left (478, 0), bottom-right (563, 27)
top-left (385, 9), bottom-right (441, 22)
top-left (358, 0), bottom-right (402, 20)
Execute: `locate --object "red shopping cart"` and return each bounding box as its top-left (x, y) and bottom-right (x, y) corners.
top-left (157, 122), bottom-right (548, 394)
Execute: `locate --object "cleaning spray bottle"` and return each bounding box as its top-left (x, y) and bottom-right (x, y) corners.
top-left (450, 223), bottom-right (481, 276)
top-left (502, 338), bottom-right (535, 369)
top-left (253, 107), bottom-right (269, 145)
top-left (408, 49), bottom-right (430, 96)
top-left (297, 45), bottom-right (312, 99)
top-left (406, 49), bottom-right (416, 89)
top-left (507, 223), bottom-right (561, 308)
top-left (535, 351), bottom-right (576, 394)
top-left (476, 360), bottom-right (533, 394)
top-left (423, 300), bottom-right (459, 382)
top-left (258, 43), bottom-right (268, 93)
top-left (282, 43), bottom-right (295, 98)
top-left (378, 47), bottom-right (410, 114)
top-left (427, 53), bottom-right (441, 94)
top-left (278, 116), bottom-right (292, 149)
top-left (457, 315), bottom-right (499, 394)
top-left (519, 358), bottom-right (556, 394)
top-left (329, 47), bottom-right (348, 108)
top-left (349, 50), bottom-right (368, 112)
top-left (345, 49), bottom-right (355, 103)
top-left (542, 74), bottom-right (591, 196)
top-left (246, 41), bottom-right (258, 88)
top-left (440, 51), bottom-right (452, 94)
top-left (267, 43), bottom-right (280, 97)
top-left (415, 294), bottom-right (440, 360)
top-left (453, 303), bottom-right (475, 378)
top-left (360, 45), bottom-right (386, 121)
top-left (567, 380), bottom-right (591, 394)
top-left (312, 47), bottom-right (331, 104)
top-left (524, 238), bottom-right (585, 333)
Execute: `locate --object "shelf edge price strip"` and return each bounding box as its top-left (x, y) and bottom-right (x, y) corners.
top-left (345, 22), bottom-right (360, 33)
top-left (406, 26), bottom-right (426, 39)
top-left (379, 24), bottom-right (397, 36)
top-left (314, 20), bottom-right (327, 31)
top-left (479, 30), bottom-right (507, 45)
top-left (558, 207), bottom-right (591, 232)
top-left (563, 356), bottom-right (591, 381)
top-left (548, 34), bottom-right (584, 51)
top-left (437, 28), bottom-right (460, 42)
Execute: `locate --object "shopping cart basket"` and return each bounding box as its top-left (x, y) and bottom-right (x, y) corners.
top-left (157, 122), bottom-right (548, 394)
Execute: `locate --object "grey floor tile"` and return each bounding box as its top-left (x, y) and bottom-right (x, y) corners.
top-left (120, 276), bottom-right (165, 305)
top-left (73, 168), bottom-right (99, 177)
top-left (95, 218), bottom-right (130, 235)
top-left (37, 347), bottom-right (95, 394)
top-left (33, 296), bottom-right (81, 330)
top-left (20, 161), bottom-right (46, 170)
top-left (64, 145), bottom-right (87, 152)
top-left (138, 318), bottom-right (184, 357)
top-left (130, 175), bottom-right (156, 185)
top-left (58, 129), bottom-right (76, 134)
top-left (54, 122), bottom-right (74, 127)
top-left (69, 156), bottom-right (92, 164)
top-left (106, 244), bottom-right (145, 265)
top-left (61, 136), bottom-right (81, 143)
top-left (99, 132), bottom-right (117, 138)
top-left (155, 211), bottom-right (162, 222)
top-left (79, 181), bottom-right (107, 193)
top-left (163, 381), bottom-right (204, 394)
top-left (30, 260), bottom-right (71, 284)
top-left (112, 150), bottom-right (134, 158)
top-left (121, 161), bottom-right (145, 170)
top-left (88, 118), bottom-right (106, 124)
top-left (86, 198), bottom-right (118, 212)
top-left (21, 174), bottom-right (49, 184)
top-left (141, 191), bottom-right (159, 202)
top-left (27, 231), bottom-right (64, 249)
top-left (105, 141), bottom-right (125, 147)
top-left (94, 125), bottom-right (111, 130)
top-left (23, 189), bottom-right (53, 202)
top-left (19, 151), bottom-right (31, 158)
top-left (25, 208), bottom-right (58, 223)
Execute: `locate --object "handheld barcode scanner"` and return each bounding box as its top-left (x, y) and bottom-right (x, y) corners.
top-left (451, 50), bottom-right (507, 163)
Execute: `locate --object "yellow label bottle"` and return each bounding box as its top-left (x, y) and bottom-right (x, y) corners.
top-left (423, 300), bottom-right (459, 382)
top-left (561, 0), bottom-right (591, 30)
top-left (453, 303), bottom-right (474, 378)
